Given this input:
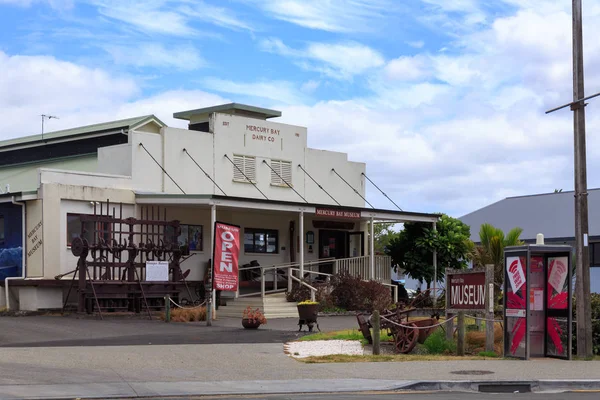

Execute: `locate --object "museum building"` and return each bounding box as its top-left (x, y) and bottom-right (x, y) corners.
top-left (0, 103), bottom-right (439, 317)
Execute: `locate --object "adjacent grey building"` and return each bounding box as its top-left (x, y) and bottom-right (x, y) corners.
top-left (459, 189), bottom-right (600, 293)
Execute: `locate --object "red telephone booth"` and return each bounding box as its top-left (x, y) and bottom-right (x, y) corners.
top-left (504, 244), bottom-right (573, 360)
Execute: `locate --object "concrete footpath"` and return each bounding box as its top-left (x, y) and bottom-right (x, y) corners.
top-left (0, 315), bottom-right (599, 399)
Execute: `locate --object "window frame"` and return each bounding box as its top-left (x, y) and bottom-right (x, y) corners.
top-left (66, 213), bottom-right (111, 247)
top-left (232, 154), bottom-right (257, 183)
top-left (244, 228), bottom-right (279, 254)
top-left (165, 224), bottom-right (204, 252)
top-left (270, 159), bottom-right (292, 187)
top-left (591, 242), bottom-right (600, 268)
top-left (0, 215), bottom-right (4, 244)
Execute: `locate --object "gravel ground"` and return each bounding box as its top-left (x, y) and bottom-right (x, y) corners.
top-left (284, 340), bottom-right (366, 358)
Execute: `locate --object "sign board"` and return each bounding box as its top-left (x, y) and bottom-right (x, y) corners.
top-left (548, 256), bottom-right (569, 293)
top-left (146, 261), bottom-right (169, 281)
top-left (212, 222), bottom-right (241, 292)
top-left (506, 256), bottom-right (526, 293)
top-left (447, 269), bottom-right (487, 311)
top-left (315, 208), bottom-right (361, 219)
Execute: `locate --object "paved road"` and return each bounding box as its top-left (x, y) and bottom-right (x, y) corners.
top-left (115, 392), bottom-right (600, 400)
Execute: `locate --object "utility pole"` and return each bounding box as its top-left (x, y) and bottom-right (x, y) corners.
top-left (571, 0), bottom-right (593, 359)
top-left (546, 0), bottom-right (596, 359)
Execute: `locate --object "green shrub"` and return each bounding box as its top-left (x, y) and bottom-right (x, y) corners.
top-left (572, 293), bottom-right (600, 356)
top-left (423, 329), bottom-right (456, 354)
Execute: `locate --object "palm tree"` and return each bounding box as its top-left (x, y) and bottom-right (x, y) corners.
top-left (471, 223), bottom-right (524, 299)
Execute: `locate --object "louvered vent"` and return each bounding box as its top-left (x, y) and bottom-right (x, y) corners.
top-left (232, 155), bottom-right (256, 182)
top-left (270, 159), bottom-right (292, 186)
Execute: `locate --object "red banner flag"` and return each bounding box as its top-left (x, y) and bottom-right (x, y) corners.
top-left (212, 222), bottom-right (240, 292)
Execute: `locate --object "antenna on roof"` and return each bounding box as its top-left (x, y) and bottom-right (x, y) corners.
top-left (41, 114), bottom-right (59, 142)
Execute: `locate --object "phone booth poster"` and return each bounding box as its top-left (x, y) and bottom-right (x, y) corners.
top-left (546, 256), bottom-right (570, 357)
top-left (505, 256), bottom-right (527, 358)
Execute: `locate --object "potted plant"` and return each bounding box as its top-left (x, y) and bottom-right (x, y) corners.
top-left (297, 300), bottom-right (320, 332)
top-left (242, 306), bottom-right (267, 329)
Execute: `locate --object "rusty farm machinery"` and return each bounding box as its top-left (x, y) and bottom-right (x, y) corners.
top-left (60, 200), bottom-right (200, 319)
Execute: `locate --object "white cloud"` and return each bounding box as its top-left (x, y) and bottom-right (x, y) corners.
top-left (301, 80), bottom-right (320, 93)
top-left (178, 2), bottom-right (254, 32)
top-left (260, 38), bottom-right (385, 80)
top-left (407, 41), bottom-right (425, 49)
top-left (250, 0), bottom-right (396, 33)
top-left (199, 78), bottom-right (308, 105)
top-left (89, 0), bottom-right (254, 37)
top-left (5, 0), bottom-right (600, 221)
top-left (0, 0), bottom-right (73, 9)
top-left (0, 51), bottom-right (228, 140)
top-left (103, 43), bottom-right (205, 70)
top-left (385, 55), bottom-right (431, 82)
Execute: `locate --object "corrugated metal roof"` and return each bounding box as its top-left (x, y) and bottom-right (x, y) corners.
top-left (459, 189), bottom-right (600, 241)
top-left (0, 115), bottom-right (165, 150)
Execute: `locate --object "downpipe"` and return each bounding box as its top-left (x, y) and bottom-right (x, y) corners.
top-left (4, 196), bottom-right (25, 311)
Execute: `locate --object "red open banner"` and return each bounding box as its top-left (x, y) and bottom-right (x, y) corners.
top-left (212, 222), bottom-right (240, 292)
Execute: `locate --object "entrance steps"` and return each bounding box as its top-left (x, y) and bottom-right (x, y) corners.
top-left (217, 293), bottom-right (299, 319)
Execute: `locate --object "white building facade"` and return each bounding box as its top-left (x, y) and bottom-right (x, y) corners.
top-left (0, 103), bottom-right (439, 315)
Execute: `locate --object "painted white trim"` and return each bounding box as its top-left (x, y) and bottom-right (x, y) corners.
top-left (213, 198), bottom-right (315, 213)
top-left (361, 210), bottom-right (439, 223)
top-left (39, 168), bottom-right (131, 180)
top-left (136, 197), bottom-right (213, 206)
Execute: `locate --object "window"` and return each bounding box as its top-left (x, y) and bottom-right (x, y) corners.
top-left (66, 214), bottom-right (110, 246)
top-left (591, 242), bottom-right (600, 267)
top-left (233, 154), bottom-right (256, 183)
top-left (165, 224), bottom-right (203, 251)
top-left (270, 159), bottom-right (292, 186)
top-left (244, 228), bottom-right (278, 254)
top-left (0, 216), bottom-right (4, 243)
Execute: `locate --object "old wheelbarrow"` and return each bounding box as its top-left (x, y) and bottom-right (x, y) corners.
top-left (356, 305), bottom-right (440, 354)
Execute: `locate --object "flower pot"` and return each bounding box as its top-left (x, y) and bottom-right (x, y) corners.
top-left (297, 304), bottom-right (320, 332)
top-left (242, 318), bottom-right (261, 329)
top-left (297, 304), bottom-right (319, 321)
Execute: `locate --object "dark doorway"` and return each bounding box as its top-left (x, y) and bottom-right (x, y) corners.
top-left (319, 230), bottom-right (348, 274)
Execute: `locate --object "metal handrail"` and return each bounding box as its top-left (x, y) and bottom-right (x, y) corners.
top-left (289, 268), bottom-right (333, 278)
top-left (238, 257), bottom-right (336, 271)
top-left (290, 275), bottom-right (317, 302)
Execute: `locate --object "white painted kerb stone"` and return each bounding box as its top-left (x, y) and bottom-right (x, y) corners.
top-left (284, 340), bottom-right (365, 358)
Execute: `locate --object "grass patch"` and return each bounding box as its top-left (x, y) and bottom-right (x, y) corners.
top-left (478, 351), bottom-right (499, 358)
top-left (299, 329), bottom-right (393, 345)
top-left (299, 354), bottom-right (494, 363)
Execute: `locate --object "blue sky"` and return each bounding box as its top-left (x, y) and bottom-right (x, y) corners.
top-left (2, 0), bottom-right (600, 218)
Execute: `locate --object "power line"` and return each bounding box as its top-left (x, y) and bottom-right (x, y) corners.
top-left (138, 143), bottom-right (186, 194)
top-left (331, 168), bottom-right (374, 208)
top-left (361, 172), bottom-right (402, 211)
top-left (297, 164), bottom-right (340, 205)
top-left (183, 149), bottom-right (227, 196)
top-left (223, 154), bottom-right (269, 200)
top-left (262, 160), bottom-right (307, 203)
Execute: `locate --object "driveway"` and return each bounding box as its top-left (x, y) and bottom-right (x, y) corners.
top-left (0, 314), bottom-right (359, 348)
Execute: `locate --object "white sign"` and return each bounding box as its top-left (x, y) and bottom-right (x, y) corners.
top-left (548, 256), bottom-right (569, 294)
top-left (506, 256), bottom-right (526, 293)
top-left (531, 289), bottom-right (544, 311)
top-left (506, 309), bottom-right (526, 318)
top-left (146, 261), bottom-right (169, 281)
